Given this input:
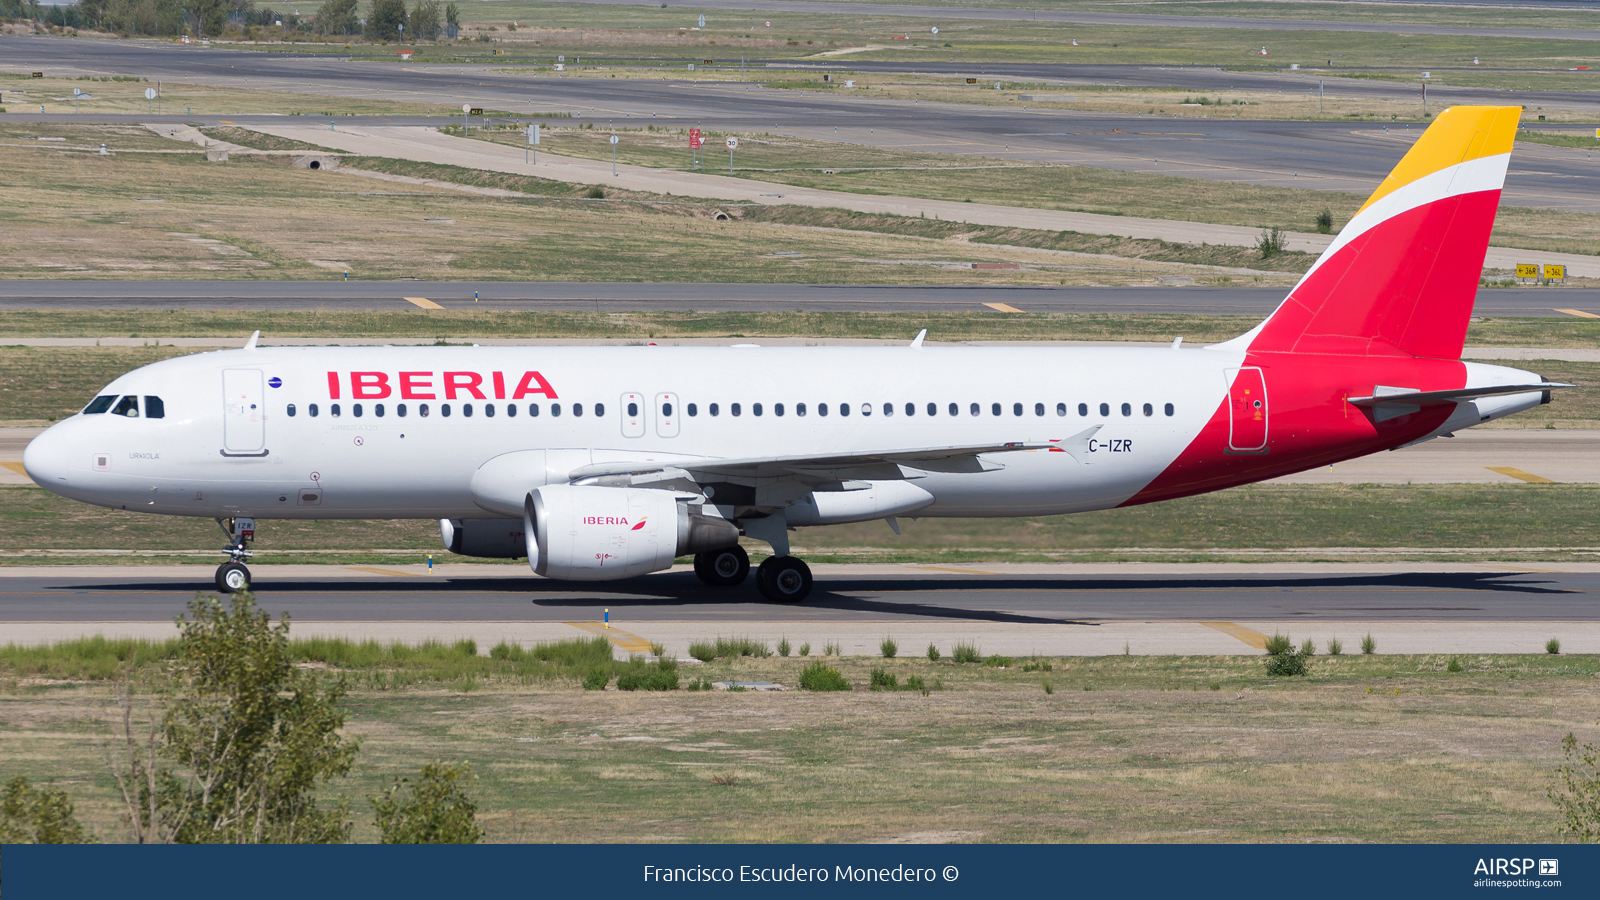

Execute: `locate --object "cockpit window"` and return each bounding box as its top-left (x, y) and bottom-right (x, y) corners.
top-left (144, 396), bottom-right (165, 419)
top-left (82, 395), bottom-right (116, 415)
top-left (111, 396), bottom-right (140, 418)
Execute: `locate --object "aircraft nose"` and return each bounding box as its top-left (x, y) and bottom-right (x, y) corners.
top-left (22, 423), bottom-right (75, 493)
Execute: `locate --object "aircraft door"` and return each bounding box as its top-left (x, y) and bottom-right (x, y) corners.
top-left (655, 392), bottom-right (679, 438)
top-left (620, 392), bottom-right (645, 438)
top-left (221, 368), bottom-right (267, 456)
top-left (1226, 367), bottom-right (1268, 453)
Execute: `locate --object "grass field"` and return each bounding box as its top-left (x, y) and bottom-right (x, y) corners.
top-left (2, 647), bottom-right (1595, 842)
top-left (5, 481), bottom-right (1600, 565)
top-left (0, 74), bottom-right (478, 117)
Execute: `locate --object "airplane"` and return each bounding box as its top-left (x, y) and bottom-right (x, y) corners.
top-left (23, 106), bottom-right (1565, 603)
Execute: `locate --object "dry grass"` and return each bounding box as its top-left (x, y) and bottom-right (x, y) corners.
top-left (2, 652), bottom-right (1595, 843)
top-left (0, 74), bottom-right (474, 117)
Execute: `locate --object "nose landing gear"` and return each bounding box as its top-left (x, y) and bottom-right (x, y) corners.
top-left (214, 516), bottom-right (256, 594)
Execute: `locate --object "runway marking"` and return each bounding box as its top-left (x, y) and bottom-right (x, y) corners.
top-left (403, 296), bottom-right (445, 310)
top-left (344, 566), bottom-right (420, 577)
top-left (914, 565), bottom-right (996, 575)
top-left (982, 302), bottom-right (1024, 313)
top-left (1201, 621), bottom-right (1269, 649)
top-left (0, 462), bottom-right (29, 477)
top-left (1486, 466), bottom-right (1555, 483)
top-left (1555, 309), bottom-right (1600, 319)
top-left (565, 621), bottom-right (655, 653)
top-left (1475, 563), bottom-right (1566, 574)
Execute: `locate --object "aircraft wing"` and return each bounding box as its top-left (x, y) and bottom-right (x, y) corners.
top-left (568, 441), bottom-right (1053, 482)
top-left (1347, 382), bottom-right (1571, 408)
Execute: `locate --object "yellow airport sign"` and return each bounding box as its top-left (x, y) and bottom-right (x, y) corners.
top-left (1516, 263), bottom-right (1539, 278)
top-left (1545, 264), bottom-right (1566, 280)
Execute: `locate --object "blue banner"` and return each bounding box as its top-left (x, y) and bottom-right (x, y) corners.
top-left (4, 843), bottom-right (1595, 898)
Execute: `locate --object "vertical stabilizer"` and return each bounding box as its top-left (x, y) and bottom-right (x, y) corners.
top-left (1222, 106), bottom-right (1521, 359)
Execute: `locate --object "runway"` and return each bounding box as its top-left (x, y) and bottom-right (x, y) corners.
top-left (1, 563), bottom-right (1595, 656)
top-left (1, 281), bottom-right (1595, 317)
top-left (4, 37), bottom-right (1598, 211)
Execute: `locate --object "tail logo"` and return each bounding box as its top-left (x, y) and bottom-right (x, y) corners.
top-left (631, 518), bottom-right (648, 531)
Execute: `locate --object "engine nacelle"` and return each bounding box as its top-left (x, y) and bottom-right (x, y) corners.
top-left (523, 483), bottom-right (740, 581)
top-left (440, 518), bottom-right (526, 559)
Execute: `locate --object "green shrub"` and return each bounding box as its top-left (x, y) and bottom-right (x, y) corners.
top-left (1263, 632), bottom-right (1293, 656)
top-left (824, 641), bottom-right (842, 657)
top-left (616, 667), bottom-right (679, 691)
top-left (1550, 732), bottom-right (1600, 842)
top-left (926, 643), bottom-right (941, 661)
top-left (1257, 225), bottom-right (1286, 259)
top-left (1361, 633), bottom-right (1377, 655)
top-left (1299, 637), bottom-right (1316, 657)
top-left (880, 637), bottom-right (898, 659)
top-left (1446, 656), bottom-right (1462, 672)
top-left (1547, 637), bottom-right (1562, 655)
top-left (799, 662), bottom-right (850, 692)
top-left (371, 761), bottom-right (483, 844)
top-left (1265, 650), bottom-right (1310, 677)
top-left (983, 655), bottom-right (1014, 668)
top-left (686, 678), bottom-right (714, 692)
top-left (906, 675), bottom-right (927, 695)
top-left (649, 642), bottom-right (666, 657)
top-left (1209, 682), bottom-right (1222, 691)
top-left (777, 637), bottom-right (791, 657)
top-left (869, 668), bottom-right (898, 690)
top-left (1315, 208), bottom-right (1334, 234)
top-left (586, 185), bottom-right (605, 199)
top-left (686, 636), bottom-right (769, 661)
top-left (1327, 637), bottom-right (1343, 656)
top-left (688, 640), bottom-right (717, 662)
top-left (798, 642), bottom-right (811, 657)
top-left (1022, 658), bottom-right (1052, 672)
top-left (951, 641), bottom-right (981, 663)
top-left (1041, 680), bottom-right (1054, 694)
top-left (0, 777), bottom-right (93, 844)
top-left (582, 667), bottom-right (610, 690)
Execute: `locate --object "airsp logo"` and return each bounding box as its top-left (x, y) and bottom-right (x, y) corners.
top-left (1473, 858), bottom-right (1550, 876)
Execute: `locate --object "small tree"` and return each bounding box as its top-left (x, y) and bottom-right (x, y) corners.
top-left (0, 777), bottom-right (93, 844)
top-left (318, 0), bottom-right (358, 35)
top-left (367, 0), bottom-right (406, 40)
top-left (1550, 731), bottom-right (1600, 843)
top-left (1257, 226), bottom-right (1286, 259)
top-left (411, 0), bottom-right (440, 40)
top-left (444, 0), bottom-right (458, 38)
top-left (372, 762), bottom-right (484, 843)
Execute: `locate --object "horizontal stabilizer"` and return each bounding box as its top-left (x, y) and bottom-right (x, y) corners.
top-left (1348, 382), bottom-right (1571, 408)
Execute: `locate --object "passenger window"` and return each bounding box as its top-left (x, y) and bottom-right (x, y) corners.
top-left (528, 404), bottom-right (538, 417)
top-left (507, 404), bottom-right (516, 418)
top-left (688, 403), bottom-right (698, 417)
top-left (420, 404), bottom-right (429, 417)
top-left (1121, 403), bottom-right (1132, 417)
top-left (112, 396), bottom-right (139, 417)
top-left (1078, 403), bottom-right (1087, 417)
top-left (1034, 403), bottom-right (1045, 417)
top-left (441, 404), bottom-right (451, 417)
top-left (882, 402), bottom-right (893, 417)
top-left (949, 403), bottom-right (958, 416)
top-left (310, 403), bottom-right (320, 417)
top-left (840, 403), bottom-right (850, 417)
top-left (287, 404), bottom-right (297, 418)
top-left (332, 403), bottom-right (342, 418)
top-left (797, 402), bottom-right (806, 417)
top-left (753, 403), bottom-right (763, 417)
top-left (375, 403), bottom-right (385, 418)
top-left (661, 402), bottom-right (671, 417)
top-left (398, 404), bottom-right (407, 417)
top-left (551, 404), bottom-right (561, 417)
top-left (1164, 403), bottom-right (1175, 417)
top-left (483, 403), bottom-right (493, 418)
top-left (774, 403), bottom-right (783, 417)
top-left (970, 403), bottom-right (980, 416)
top-left (709, 402), bottom-right (720, 417)
top-left (463, 404), bottom-right (472, 418)
top-left (905, 402), bottom-right (915, 417)
top-left (1013, 403), bottom-right (1023, 417)
top-left (1099, 403), bottom-right (1109, 417)
top-left (1056, 402), bottom-right (1067, 417)
top-left (594, 403), bottom-right (604, 417)
top-left (861, 402), bottom-right (872, 417)
top-left (731, 403), bottom-right (741, 417)
top-left (144, 396), bottom-right (165, 419)
top-left (628, 402), bottom-right (639, 417)
top-left (991, 403), bottom-right (1000, 416)
top-left (354, 403), bottom-right (363, 418)
top-left (928, 402), bottom-right (937, 416)
top-left (817, 403), bottom-right (827, 417)
top-left (82, 395), bottom-right (116, 415)
top-left (1143, 403), bottom-right (1153, 417)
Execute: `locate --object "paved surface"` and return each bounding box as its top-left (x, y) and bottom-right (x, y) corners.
top-left (4, 281), bottom-right (1598, 316)
top-left (4, 37), bottom-right (1598, 214)
top-left (0, 563), bottom-right (1595, 656)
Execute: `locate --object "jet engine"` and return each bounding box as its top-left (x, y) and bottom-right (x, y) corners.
top-left (523, 483), bottom-right (741, 581)
top-left (439, 518), bottom-right (527, 559)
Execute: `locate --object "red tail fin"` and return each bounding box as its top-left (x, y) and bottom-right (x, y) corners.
top-left (1226, 106), bottom-right (1521, 360)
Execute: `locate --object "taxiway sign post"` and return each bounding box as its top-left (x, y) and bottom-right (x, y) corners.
top-left (727, 136), bottom-right (738, 175)
top-left (610, 133), bottom-right (619, 175)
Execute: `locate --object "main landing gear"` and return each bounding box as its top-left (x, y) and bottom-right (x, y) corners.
top-left (691, 544), bottom-right (814, 602)
top-left (214, 516), bottom-right (256, 594)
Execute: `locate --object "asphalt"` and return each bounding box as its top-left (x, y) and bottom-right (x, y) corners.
top-left (4, 37), bottom-right (1598, 212)
top-left (0, 564), bottom-right (1594, 624)
top-left (1, 281), bottom-right (1595, 317)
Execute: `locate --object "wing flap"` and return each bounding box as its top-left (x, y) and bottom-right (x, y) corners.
top-left (568, 442), bottom-right (1051, 482)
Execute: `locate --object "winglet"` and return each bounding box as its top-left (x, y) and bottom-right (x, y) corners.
top-left (244, 330), bottom-right (260, 351)
top-left (910, 329), bottom-right (927, 349)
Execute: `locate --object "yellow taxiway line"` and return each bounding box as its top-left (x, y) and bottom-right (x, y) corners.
top-left (1201, 621), bottom-right (1269, 650)
top-left (1486, 466), bottom-right (1555, 483)
top-left (1554, 308), bottom-right (1600, 319)
top-left (404, 296), bottom-right (445, 310)
top-left (982, 302), bottom-right (1024, 313)
top-left (565, 621), bottom-right (656, 654)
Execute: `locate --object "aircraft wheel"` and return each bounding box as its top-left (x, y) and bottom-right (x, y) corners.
top-left (695, 545), bottom-right (750, 587)
top-left (216, 562), bottom-right (251, 594)
top-left (756, 555), bottom-right (812, 603)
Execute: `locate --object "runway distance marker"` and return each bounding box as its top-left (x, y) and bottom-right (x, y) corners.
top-left (1200, 621), bottom-right (1269, 649)
top-left (1554, 308), bottom-right (1600, 318)
top-left (982, 302), bottom-right (1025, 313)
top-left (403, 296), bottom-right (445, 310)
top-left (1486, 466), bottom-right (1555, 483)
top-left (565, 621), bottom-right (654, 653)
